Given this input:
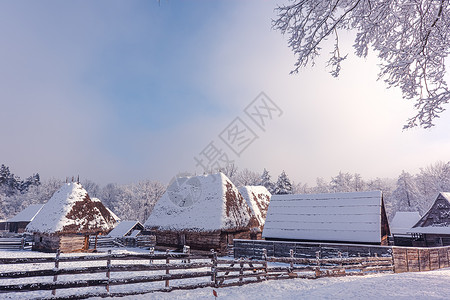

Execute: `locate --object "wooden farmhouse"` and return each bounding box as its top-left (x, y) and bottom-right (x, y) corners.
top-left (390, 211), bottom-right (421, 246)
top-left (263, 191), bottom-right (390, 245)
top-left (26, 182), bottom-right (117, 252)
top-left (238, 186), bottom-right (271, 238)
top-left (408, 192), bottom-right (450, 247)
top-left (144, 173), bottom-right (258, 253)
top-left (4, 204), bottom-right (43, 233)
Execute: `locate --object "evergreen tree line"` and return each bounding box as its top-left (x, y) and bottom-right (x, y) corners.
top-left (1, 161), bottom-right (450, 223)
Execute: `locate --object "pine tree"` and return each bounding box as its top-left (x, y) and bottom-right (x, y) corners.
top-left (274, 171), bottom-right (293, 195)
top-left (260, 168), bottom-right (274, 194)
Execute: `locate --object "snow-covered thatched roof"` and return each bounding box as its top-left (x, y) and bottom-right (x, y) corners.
top-left (144, 173), bottom-right (256, 232)
top-left (263, 191), bottom-right (389, 244)
top-left (26, 182), bottom-right (117, 234)
top-left (7, 204), bottom-right (44, 222)
top-left (390, 211), bottom-right (421, 235)
top-left (409, 192), bottom-right (450, 235)
top-left (238, 186), bottom-right (271, 229)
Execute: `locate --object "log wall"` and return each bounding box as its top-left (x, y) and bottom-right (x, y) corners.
top-left (392, 246), bottom-right (450, 273)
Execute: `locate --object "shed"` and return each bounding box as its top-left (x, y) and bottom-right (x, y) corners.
top-left (26, 182), bottom-right (117, 252)
top-left (144, 173), bottom-right (258, 252)
top-left (262, 191), bottom-right (390, 245)
top-left (108, 221), bottom-right (144, 238)
top-left (5, 204), bottom-right (43, 233)
top-left (238, 185), bottom-right (271, 234)
top-left (408, 192), bottom-right (450, 247)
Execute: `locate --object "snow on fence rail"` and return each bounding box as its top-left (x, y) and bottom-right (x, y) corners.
top-left (0, 248), bottom-right (394, 299)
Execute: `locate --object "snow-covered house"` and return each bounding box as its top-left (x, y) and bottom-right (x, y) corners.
top-left (26, 182), bottom-right (117, 252)
top-left (391, 212), bottom-right (422, 235)
top-left (5, 204), bottom-right (43, 233)
top-left (144, 173), bottom-right (258, 252)
top-left (108, 220), bottom-right (144, 238)
top-left (263, 191), bottom-right (390, 245)
top-left (238, 186), bottom-right (271, 235)
top-left (408, 193), bottom-right (450, 247)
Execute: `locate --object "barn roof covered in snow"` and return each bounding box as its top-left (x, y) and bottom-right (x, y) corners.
top-left (390, 211), bottom-right (421, 235)
top-left (262, 191), bottom-right (390, 244)
top-left (409, 193), bottom-right (450, 235)
top-left (238, 186), bottom-right (271, 229)
top-left (144, 173), bottom-right (256, 232)
top-left (8, 204), bottom-right (44, 222)
top-left (26, 182), bottom-right (117, 234)
top-left (108, 220), bottom-right (144, 237)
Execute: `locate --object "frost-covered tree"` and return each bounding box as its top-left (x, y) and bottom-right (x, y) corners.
top-left (260, 168), bottom-right (275, 193)
top-left (392, 170), bottom-right (421, 213)
top-left (313, 177), bottom-right (331, 193)
top-left (274, 0), bottom-right (450, 128)
top-left (274, 170), bottom-right (293, 195)
top-left (292, 181), bottom-right (309, 194)
top-left (233, 168), bottom-right (261, 187)
top-left (330, 171), bottom-right (354, 193)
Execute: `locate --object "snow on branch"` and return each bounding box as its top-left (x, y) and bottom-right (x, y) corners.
top-left (274, 0), bottom-right (450, 128)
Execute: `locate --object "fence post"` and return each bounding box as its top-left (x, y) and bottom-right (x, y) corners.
top-left (315, 251), bottom-right (321, 278)
top-left (211, 249), bottom-right (218, 287)
top-left (239, 257), bottom-right (244, 285)
top-left (289, 249), bottom-right (294, 273)
top-left (262, 249), bottom-right (268, 278)
top-left (106, 249), bottom-right (111, 293)
top-left (165, 249), bottom-right (170, 288)
top-left (52, 249), bottom-right (60, 296)
top-left (149, 246), bottom-right (154, 264)
top-left (183, 245), bottom-right (190, 263)
top-left (20, 237), bottom-right (25, 250)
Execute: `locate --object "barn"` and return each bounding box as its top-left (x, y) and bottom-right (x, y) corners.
top-left (262, 191), bottom-right (390, 245)
top-left (26, 182), bottom-right (117, 252)
top-left (4, 204), bottom-right (43, 233)
top-left (238, 186), bottom-right (271, 238)
top-left (408, 192), bottom-right (450, 247)
top-left (144, 173), bottom-right (258, 253)
top-left (390, 211), bottom-right (421, 246)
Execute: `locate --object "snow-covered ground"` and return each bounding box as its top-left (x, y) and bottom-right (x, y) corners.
top-left (2, 249), bottom-right (450, 300)
top-left (106, 269), bottom-right (450, 300)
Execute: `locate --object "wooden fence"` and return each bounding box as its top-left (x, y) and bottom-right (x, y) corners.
top-left (0, 237), bottom-right (26, 250)
top-left (0, 248), bottom-right (393, 299)
top-left (234, 239), bottom-right (393, 259)
top-left (392, 246), bottom-right (450, 273)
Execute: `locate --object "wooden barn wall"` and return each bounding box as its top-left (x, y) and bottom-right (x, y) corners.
top-left (393, 246), bottom-right (450, 273)
top-left (152, 230), bottom-right (255, 252)
top-left (32, 234), bottom-right (88, 253)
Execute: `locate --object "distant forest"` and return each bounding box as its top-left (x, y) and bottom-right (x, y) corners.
top-left (1, 162), bottom-right (450, 223)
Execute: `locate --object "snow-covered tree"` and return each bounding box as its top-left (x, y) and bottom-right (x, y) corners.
top-left (233, 168), bottom-right (261, 187)
top-left (260, 168), bottom-right (275, 194)
top-left (274, 170), bottom-right (293, 195)
top-left (392, 171), bottom-right (421, 213)
top-left (313, 177), bottom-right (331, 193)
top-left (330, 171), bottom-right (354, 193)
top-left (292, 181), bottom-right (309, 194)
top-left (274, 0), bottom-right (450, 128)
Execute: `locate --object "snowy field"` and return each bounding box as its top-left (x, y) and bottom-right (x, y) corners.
top-left (106, 269), bottom-right (450, 300)
top-left (1, 249), bottom-right (450, 300)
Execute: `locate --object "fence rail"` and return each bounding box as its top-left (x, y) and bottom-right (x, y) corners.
top-left (0, 237), bottom-right (25, 250)
top-left (0, 247), bottom-right (393, 299)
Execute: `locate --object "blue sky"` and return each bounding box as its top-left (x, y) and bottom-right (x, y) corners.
top-left (1, 0), bottom-right (450, 186)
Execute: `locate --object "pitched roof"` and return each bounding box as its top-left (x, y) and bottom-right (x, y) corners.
top-left (144, 173), bottom-right (256, 232)
top-left (8, 204), bottom-right (44, 222)
top-left (409, 192), bottom-right (450, 235)
top-left (390, 211), bottom-right (421, 235)
top-left (238, 186), bottom-right (271, 229)
top-left (262, 191), bottom-right (387, 244)
top-left (108, 220), bottom-right (143, 237)
top-left (26, 182), bottom-right (116, 234)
